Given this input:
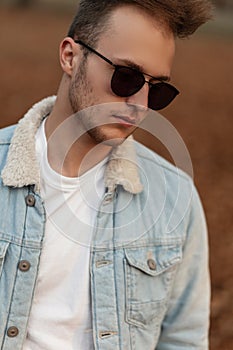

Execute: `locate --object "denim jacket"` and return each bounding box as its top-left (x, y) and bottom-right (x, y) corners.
top-left (0, 97), bottom-right (210, 349)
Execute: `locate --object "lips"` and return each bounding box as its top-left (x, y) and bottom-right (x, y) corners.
top-left (112, 115), bottom-right (136, 126)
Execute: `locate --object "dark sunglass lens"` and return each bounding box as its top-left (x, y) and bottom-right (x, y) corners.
top-left (111, 66), bottom-right (145, 97)
top-left (148, 82), bottom-right (179, 110)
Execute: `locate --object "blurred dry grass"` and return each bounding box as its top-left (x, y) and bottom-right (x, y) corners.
top-left (0, 4), bottom-right (232, 349)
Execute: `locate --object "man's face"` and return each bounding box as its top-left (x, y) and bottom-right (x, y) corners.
top-left (68, 5), bottom-right (175, 145)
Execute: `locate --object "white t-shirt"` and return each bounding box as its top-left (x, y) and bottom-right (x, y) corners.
top-left (23, 120), bottom-right (107, 350)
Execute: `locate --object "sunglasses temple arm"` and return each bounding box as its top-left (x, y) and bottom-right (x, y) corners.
top-left (75, 40), bottom-right (114, 67)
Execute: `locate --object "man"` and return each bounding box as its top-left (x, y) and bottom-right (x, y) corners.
top-left (0, 1), bottom-right (212, 349)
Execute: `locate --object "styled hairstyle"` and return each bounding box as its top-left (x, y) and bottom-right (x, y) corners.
top-left (68, 0), bottom-right (213, 46)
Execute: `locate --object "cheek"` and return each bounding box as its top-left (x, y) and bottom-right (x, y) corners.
top-left (87, 59), bottom-right (113, 97)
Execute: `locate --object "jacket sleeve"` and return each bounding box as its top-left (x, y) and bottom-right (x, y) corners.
top-left (157, 183), bottom-right (210, 349)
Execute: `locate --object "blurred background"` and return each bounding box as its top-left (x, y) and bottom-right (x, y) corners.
top-left (0, 0), bottom-right (232, 348)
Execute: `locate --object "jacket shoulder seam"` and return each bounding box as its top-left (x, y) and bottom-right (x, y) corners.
top-left (135, 145), bottom-right (192, 183)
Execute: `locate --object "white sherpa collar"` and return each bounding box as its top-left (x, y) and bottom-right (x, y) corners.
top-left (1, 96), bottom-right (143, 194)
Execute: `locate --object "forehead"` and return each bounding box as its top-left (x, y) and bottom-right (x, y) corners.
top-left (96, 5), bottom-right (175, 77)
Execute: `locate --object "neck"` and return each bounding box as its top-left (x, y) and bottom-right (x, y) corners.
top-left (45, 108), bottom-right (111, 178)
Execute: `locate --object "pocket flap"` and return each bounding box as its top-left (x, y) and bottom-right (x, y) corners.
top-left (125, 245), bottom-right (182, 276)
top-left (0, 241), bottom-right (9, 258)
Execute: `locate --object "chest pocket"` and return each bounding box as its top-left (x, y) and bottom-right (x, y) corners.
top-left (0, 241), bottom-right (9, 279)
top-left (124, 244), bottom-right (182, 328)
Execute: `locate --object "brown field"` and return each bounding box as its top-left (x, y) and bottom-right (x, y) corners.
top-left (0, 5), bottom-right (232, 349)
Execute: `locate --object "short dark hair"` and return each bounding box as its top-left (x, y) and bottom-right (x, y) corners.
top-left (68, 0), bottom-right (213, 46)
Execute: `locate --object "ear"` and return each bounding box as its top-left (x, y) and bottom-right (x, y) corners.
top-left (59, 37), bottom-right (80, 76)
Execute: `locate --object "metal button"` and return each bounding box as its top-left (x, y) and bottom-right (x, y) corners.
top-left (18, 260), bottom-right (31, 272)
top-left (25, 194), bottom-right (36, 207)
top-left (147, 258), bottom-right (156, 270)
top-left (103, 193), bottom-right (114, 204)
top-left (7, 326), bottom-right (19, 337)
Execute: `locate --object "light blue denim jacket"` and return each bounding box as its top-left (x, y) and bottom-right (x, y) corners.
top-left (0, 97), bottom-right (210, 349)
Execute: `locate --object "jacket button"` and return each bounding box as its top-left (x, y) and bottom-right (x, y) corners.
top-left (25, 194), bottom-right (36, 207)
top-left (103, 192), bottom-right (114, 204)
top-left (18, 260), bottom-right (31, 272)
top-left (147, 258), bottom-right (156, 270)
top-left (7, 326), bottom-right (19, 337)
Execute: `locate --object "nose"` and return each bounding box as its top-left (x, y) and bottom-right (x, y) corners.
top-left (126, 82), bottom-right (149, 110)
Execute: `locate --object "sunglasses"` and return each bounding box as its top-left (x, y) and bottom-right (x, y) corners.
top-left (75, 40), bottom-right (179, 111)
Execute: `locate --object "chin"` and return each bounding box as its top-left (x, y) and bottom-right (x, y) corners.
top-left (87, 125), bottom-right (135, 146)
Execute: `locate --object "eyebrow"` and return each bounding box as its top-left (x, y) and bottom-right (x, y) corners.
top-left (75, 40), bottom-right (171, 82)
top-left (115, 58), bottom-right (171, 82)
